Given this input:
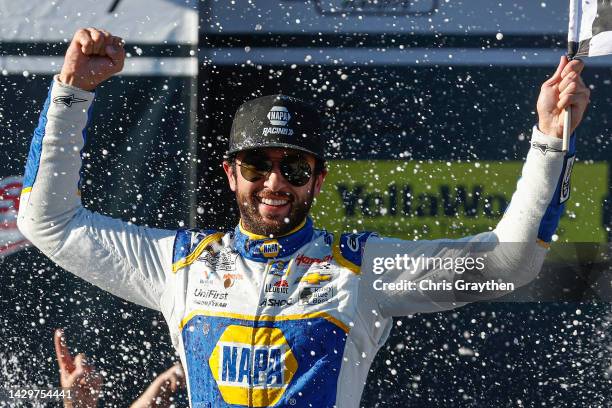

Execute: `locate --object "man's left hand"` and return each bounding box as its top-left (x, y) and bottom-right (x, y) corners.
top-left (537, 56), bottom-right (591, 138)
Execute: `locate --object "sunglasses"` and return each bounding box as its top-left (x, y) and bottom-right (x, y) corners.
top-left (236, 152), bottom-right (314, 187)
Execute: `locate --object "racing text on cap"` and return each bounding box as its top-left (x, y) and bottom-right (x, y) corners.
top-left (263, 106), bottom-right (294, 137)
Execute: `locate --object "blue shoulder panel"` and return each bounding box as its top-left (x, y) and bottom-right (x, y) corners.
top-left (172, 230), bottom-right (193, 265)
top-left (537, 132), bottom-right (576, 243)
top-left (338, 231), bottom-right (377, 267)
top-left (172, 229), bottom-right (219, 265)
top-left (23, 80), bottom-right (95, 192)
top-left (23, 84), bottom-right (53, 190)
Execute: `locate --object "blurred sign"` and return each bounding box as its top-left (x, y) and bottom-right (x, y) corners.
top-left (0, 176), bottom-right (28, 258)
top-left (0, 0), bottom-right (197, 44)
top-left (312, 161), bottom-right (609, 242)
top-left (0, 0), bottom-right (197, 76)
top-left (312, 0), bottom-right (438, 16)
top-left (204, 0), bottom-right (572, 34)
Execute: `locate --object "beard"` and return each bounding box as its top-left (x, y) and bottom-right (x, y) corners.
top-left (236, 181), bottom-right (315, 238)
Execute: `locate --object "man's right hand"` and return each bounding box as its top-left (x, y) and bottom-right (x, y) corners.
top-left (59, 28), bottom-right (126, 91)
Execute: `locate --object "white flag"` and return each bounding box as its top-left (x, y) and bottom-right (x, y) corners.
top-left (568, 0), bottom-right (612, 57)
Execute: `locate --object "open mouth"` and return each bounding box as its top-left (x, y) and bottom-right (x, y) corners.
top-left (255, 194), bottom-right (292, 208)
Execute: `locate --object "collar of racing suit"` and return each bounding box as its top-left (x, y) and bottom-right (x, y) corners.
top-left (233, 217), bottom-right (314, 262)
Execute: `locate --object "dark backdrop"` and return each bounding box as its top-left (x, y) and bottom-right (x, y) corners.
top-left (0, 35), bottom-right (611, 408)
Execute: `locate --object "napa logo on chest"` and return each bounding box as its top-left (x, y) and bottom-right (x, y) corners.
top-left (259, 239), bottom-right (280, 258)
top-left (208, 325), bottom-right (298, 407)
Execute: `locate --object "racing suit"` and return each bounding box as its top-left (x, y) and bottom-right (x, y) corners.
top-left (18, 78), bottom-right (574, 407)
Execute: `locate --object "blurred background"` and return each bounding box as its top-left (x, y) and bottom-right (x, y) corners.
top-left (1, 0), bottom-right (611, 406)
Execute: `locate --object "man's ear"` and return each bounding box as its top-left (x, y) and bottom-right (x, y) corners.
top-left (222, 161), bottom-right (237, 192)
top-left (313, 168), bottom-right (328, 197)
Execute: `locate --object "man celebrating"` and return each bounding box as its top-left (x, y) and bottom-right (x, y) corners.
top-left (18, 28), bottom-right (590, 407)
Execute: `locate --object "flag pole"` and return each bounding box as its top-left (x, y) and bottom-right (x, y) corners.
top-left (562, 53), bottom-right (575, 153)
top-left (562, 105), bottom-right (571, 152)
top-left (564, 0), bottom-right (579, 153)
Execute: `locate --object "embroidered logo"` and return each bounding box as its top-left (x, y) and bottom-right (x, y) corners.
top-left (559, 155), bottom-right (576, 204)
top-left (53, 94), bottom-right (87, 107)
top-left (531, 141), bottom-right (563, 155)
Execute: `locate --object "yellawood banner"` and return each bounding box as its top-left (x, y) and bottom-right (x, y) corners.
top-left (313, 161), bottom-right (609, 242)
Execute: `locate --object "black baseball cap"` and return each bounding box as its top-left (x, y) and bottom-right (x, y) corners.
top-left (227, 95), bottom-right (325, 160)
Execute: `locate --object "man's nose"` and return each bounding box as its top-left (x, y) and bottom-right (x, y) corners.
top-left (263, 163), bottom-right (287, 190)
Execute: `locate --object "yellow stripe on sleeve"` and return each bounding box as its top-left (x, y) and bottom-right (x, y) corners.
top-left (172, 232), bottom-right (224, 273)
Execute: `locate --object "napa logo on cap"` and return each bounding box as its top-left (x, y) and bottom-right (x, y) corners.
top-left (267, 106), bottom-right (291, 126)
top-left (263, 106), bottom-right (294, 137)
top-left (208, 325), bottom-right (298, 407)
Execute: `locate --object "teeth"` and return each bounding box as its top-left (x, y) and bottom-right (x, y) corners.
top-left (261, 198), bottom-right (288, 206)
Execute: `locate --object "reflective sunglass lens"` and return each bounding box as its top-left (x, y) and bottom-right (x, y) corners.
top-left (238, 153), bottom-right (313, 186)
top-left (239, 155), bottom-right (272, 181)
top-left (281, 157), bottom-right (312, 186)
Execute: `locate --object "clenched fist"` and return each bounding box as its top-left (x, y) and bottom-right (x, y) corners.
top-left (59, 28), bottom-right (125, 91)
top-left (537, 56), bottom-right (591, 138)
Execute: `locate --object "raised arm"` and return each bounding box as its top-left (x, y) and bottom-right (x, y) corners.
top-left (17, 28), bottom-right (176, 310)
top-left (358, 57), bottom-right (591, 317)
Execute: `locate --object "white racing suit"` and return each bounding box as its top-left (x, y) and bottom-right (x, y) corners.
top-left (18, 78), bottom-right (575, 407)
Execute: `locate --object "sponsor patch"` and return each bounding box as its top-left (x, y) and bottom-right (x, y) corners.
top-left (559, 155), bottom-right (576, 204)
top-left (267, 260), bottom-right (288, 276)
top-left (198, 249), bottom-right (238, 271)
top-left (223, 273), bottom-right (243, 288)
top-left (296, 272), bottom-right (333, 286)
top-left (196, 247), bottom-right (216, 267)
top-left (299, 286), bottom-right (335, 305)
top-left (260, 240), bottom-right (280, 258)
top-left (208, 325), bottom-right (298, 406)
top-left (265, 279), bottom-right (289, 294)
top-left (218, 250), bottom-right (239, 270)
top-left (193, 289), bottom-right (229, 308)
top-left (295, 253), bottom-right (333, 266)
top-left (259, 298), bottom-right (294, 308)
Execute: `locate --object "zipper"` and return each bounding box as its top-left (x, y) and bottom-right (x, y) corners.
top-left (251, 258), bottom-right (270, 406)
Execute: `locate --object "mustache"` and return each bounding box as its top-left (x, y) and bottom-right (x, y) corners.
top-left (254, 191), bottom-right (294, 202)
